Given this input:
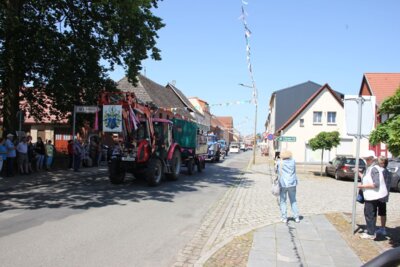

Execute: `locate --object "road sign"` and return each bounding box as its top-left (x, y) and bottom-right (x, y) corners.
top-left (75, 106), bottom-right (99, 114)
top-left (277, 136), bottom-right (296, 142)
top-left (267, 134), bottom-right (274, 141)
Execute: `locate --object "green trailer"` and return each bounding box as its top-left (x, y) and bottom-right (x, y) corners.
top-left (172, 118), bottom-right (207, 174)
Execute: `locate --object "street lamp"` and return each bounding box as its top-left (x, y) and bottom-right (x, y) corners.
top-left (239, 83), bottom-right (258, 165)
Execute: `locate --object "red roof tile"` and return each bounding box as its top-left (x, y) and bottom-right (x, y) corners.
top-left (362, 73), bottom-right (400, 106)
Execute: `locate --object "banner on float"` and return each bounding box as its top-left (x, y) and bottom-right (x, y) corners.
top-left (103, 105), bottom-right (122, 132)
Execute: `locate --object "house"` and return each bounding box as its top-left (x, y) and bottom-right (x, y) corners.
top-left (117, 75), bottom-right (195, 121)
top-left (188, 97), bottom-right (212, 132)
top-left (166, 83), bottom-right (209, 133)
top-left (265, 81), bottom-right (354, 163)
top-left (359, 73), bottom-right (400, 157)
top-left (215, 116), bottom-right (234, 144)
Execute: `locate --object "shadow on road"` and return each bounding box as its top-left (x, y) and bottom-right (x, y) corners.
top-left (0, 162), bottom-right (253, 213)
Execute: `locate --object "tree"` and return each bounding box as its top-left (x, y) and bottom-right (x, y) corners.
top-left (0, 0), bottom-right (164, 133)
top-left (370, 88), bottom-right (400, 157)
top-left (309, 131), bottom-right (340, 176)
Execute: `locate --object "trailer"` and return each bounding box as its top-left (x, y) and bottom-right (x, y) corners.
top-left (172, 118), bottom-right (207, 174)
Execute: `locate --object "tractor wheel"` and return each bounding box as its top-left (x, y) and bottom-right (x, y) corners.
top-left (146, 158), bottom-right (163, 186)
top-left (187, 159), bottom-right (195, 175)
top-left (166, 150), bottom-right (181, 181)
top-left (109, 159), bottom-right (126, 184)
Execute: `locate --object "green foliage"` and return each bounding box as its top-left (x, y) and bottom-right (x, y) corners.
top-left (0, 0), bottom-right (164, 132)
top-left (309, 131), bottom-right (340, 151)
top-left (370, 88), bottom-right (400, 157)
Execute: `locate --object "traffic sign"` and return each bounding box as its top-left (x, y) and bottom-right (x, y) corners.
top-left (277, 136), bottom-right (296, 142)
top-left (75, 106), bottom-right (99, 114)
top-left (267, 134), bottom-right (274, 140)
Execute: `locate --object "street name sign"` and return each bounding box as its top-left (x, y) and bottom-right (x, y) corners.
top-left (75, 106), bottom-right (99, 114)
top-left (277, 136), bottom-right (296, 142)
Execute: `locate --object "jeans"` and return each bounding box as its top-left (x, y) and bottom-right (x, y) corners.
top-left (46, 156), bottom-right (53, 169)
top-left (36, 154), bottom-right (45, 170)
top-left (364, 200), bottom-right (379, 235)
top-left (280, 186), bottom-right (299, 220)
top-left (6, 157), bottom-right (15, 177)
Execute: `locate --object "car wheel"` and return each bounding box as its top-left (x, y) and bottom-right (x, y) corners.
top-left (325, 167), bottom-right (330, 177)
top-left (397, 180), bottom-right (400, 192)
top-left (334, 171), bottom-right (341, 180)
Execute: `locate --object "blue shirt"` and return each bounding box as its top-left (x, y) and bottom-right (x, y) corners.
top-left (276, 158), bottom-right (298, 188)
top-left (5, 139), bottom-right (16, 158)
top-left (0, 144), bottom-right (7, 160)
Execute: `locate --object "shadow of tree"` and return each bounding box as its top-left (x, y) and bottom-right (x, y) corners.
top-left (0, 163), bottom-right (254, 213)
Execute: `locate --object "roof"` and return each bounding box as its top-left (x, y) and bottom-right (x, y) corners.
top-left (274, 81), bottom-right (322, 131)
top-left (117, 75), bottom-right (193, 119)
top-left (216, 116), bottom-right (233, 129)
top-left (275, 83), bottom-right (344, 133)
top-left (361, 73), bottom-right (400, 106)
top-left (166, 83), bottom-right (199, 115)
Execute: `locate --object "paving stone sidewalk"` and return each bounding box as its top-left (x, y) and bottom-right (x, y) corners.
top-left (248, 214), bottom-right (362, 267)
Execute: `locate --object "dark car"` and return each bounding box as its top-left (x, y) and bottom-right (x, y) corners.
top-left (325, 156), bottom-right (366, 180)
top-left (387, 158), bottom-right (400, 192)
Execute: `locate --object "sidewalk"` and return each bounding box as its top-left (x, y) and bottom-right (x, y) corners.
top-left (201, 152), bottom-right (373, 267)
top-left (248, 214), bottom-right (362, 267)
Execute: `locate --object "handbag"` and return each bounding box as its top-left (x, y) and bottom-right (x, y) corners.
top-left (271, 160), bottom-right (282, 196)
top-left (271, 177), bottom-right (280, 196)
top-left (356, 189), bottom-right (364, 204)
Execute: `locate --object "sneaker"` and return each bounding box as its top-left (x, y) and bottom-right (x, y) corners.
top-left (359, 233), bottom-right (375, 240)
top-left (281, 218), bottom-right (288, 223)
top-left (295, 217), bottom-right (300, 223)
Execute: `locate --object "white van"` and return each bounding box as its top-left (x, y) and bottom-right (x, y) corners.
top-left (229, 143), bottom-right (240, 153)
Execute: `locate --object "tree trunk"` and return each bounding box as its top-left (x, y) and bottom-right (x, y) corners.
top-left (2, 0), bottom-right (23, 135)
top-left (320, 149), bottom-right (324, 176)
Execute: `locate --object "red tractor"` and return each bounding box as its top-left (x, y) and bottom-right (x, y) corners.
top-left (100, 92), bottom-right (181, 186)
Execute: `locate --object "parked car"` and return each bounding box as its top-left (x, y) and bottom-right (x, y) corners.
top-left (325, 156), bottom-right (366, 180)
top-left (240, 143), bottom-right (247, 152)
top-left (387, 158), bottom-right (400, 192)
top-left (229, 142), bottom-right (240, 153)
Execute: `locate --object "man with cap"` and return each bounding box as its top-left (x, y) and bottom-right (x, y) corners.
top-left (357, 150), bottom-right (388, 240)
top-left (5, 133), bottom-right (16, 177)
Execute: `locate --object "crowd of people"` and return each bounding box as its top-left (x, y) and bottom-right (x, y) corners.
top-left (0, 134), bottom-right (56, 177)
top-left (274, 149), bottom-right (392, 240)
top-left (0, 133), bottom-right (107, 177)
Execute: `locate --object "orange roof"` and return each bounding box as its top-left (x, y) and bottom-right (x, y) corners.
top-left (362, 73), bottom-right (400, 106)
top-left (216, 116), bottom-right (233, 128)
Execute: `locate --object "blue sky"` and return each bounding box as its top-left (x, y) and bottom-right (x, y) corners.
top-left (108, 0), bottom-right (400, 136)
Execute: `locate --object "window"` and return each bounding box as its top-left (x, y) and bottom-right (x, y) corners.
top-left (299, 119), bottom-right (304, 127)
top-left (327, 112), bottom-right (336, 124)
top-left (313, 111), bottom-right (322, 124)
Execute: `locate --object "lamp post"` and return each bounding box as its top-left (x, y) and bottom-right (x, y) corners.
top-left (239, 83), bottom-right (258, 165)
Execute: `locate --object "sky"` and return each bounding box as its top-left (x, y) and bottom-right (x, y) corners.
top-left (108, 0), bottom-right (400, 136)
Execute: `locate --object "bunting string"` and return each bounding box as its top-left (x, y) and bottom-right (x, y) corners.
top-left (240, 0), bottom-right (258, 105)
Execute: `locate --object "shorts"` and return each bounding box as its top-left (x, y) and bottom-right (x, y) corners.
top-left (377, 201), bottom-right (387, 216)
top-left (18, 153), bottom-right (28, 165)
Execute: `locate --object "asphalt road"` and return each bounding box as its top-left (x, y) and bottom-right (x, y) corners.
top-left (0, 151), bottom-right (252, 267)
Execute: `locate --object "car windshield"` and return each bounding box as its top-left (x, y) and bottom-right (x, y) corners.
top-left (343, 158), bottom-right (366, 166)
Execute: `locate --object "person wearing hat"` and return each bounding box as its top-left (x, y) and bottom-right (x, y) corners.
top-left (357, 150), bottom-right (388, 240)
top-left (276, 150), bottom-right (300, 223)
top-left (5, 133), bottom-right (16, 177)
